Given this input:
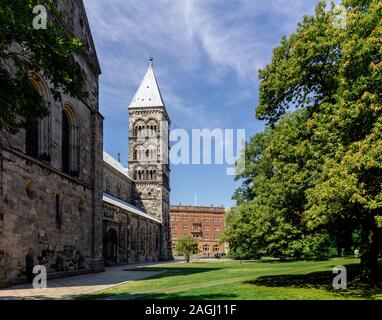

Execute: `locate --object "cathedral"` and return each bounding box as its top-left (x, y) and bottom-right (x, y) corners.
top-left (0, 1), bottom-right (172, 288)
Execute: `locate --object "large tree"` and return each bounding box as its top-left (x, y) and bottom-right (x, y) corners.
top-left (175, 236), bottom-right (199, 263)
top-left (226, 0), bottom-right (382, 282)
top-left (0, 0), bottom-right (86, 134)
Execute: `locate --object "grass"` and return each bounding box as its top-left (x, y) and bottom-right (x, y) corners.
top-left (86, 258), bottom-right (382, 300)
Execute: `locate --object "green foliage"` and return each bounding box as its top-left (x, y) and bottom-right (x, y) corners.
top-left (89, 258), bottom-right (381, 300)
top-left (0, 0), bottom-right (87, 133)
top-left (226, 0), bottom-right (382, 281)
top-left (175, 236), bottom-right (199, 263)
top-left (285, 233), bottom-right (334, 260)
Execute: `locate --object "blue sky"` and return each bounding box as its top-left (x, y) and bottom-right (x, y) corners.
top-left (84, 0), bottom-right (320, 208)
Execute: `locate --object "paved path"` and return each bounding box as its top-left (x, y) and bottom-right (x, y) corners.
top-left (0, 261), bottom-right (172, 300)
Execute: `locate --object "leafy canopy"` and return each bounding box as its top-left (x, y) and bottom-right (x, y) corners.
top-left (225, 0), bottom-right (382, 280)
top-left (0, 0), bottom-right (87, 133)
top-left (175, 236), bottom-right (199, 262)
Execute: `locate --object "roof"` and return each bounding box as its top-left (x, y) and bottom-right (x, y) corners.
top-left (129, 57), bottom-right (165, 108)
top-left (103, 193), bottom-right (162, 224)
top-left (103, 151), bottom-right (133, 180)
top-left (170, 205), bottom-right (226, 214)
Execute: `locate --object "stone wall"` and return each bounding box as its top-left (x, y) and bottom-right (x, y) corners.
top-left (0, 132), bottom-right (4, 287)
top-left (103, 202), bottom-right (161, 264)
top-left (1, 149), bottom-right (97, 286)
top-left (104, 162), bottom-right (133, 203)
top-left (0, 1), bottom-right (103, 287)
top-left (127, 107), bottom-right (173, 260)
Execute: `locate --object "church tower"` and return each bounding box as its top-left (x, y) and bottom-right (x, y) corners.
top-left (128, 58), bottom-right (172, 260)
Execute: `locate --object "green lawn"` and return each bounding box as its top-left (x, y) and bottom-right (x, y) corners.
top-left (87, 258), bottom-right (382, 300)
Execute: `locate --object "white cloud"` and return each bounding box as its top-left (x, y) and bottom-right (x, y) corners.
top-left (84, 0), bottom-right (318, 129)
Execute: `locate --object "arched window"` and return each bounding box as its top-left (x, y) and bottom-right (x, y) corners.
top-left (213, 245), bottom-right (220, 252)
top-left (116, 184), bottom-right (121, 198)
top-left (145, 150), bottom-right (149, 158)
top-left (55, 194), bottom-right (62, 229)
top-left (105, 176), bottom-right (111, 193)
top-left (62, 111), bottom-right (70, 174)
top-left (25, 122), bottom-right (39, 158)
top-left (25, 72), bottom-right (52, 161)
top-left (61, 104), bottom-right (80, 176)
top-left (138, 171), bottom-right (142, 180)
top-left (134, 149), bottom-right (138, 160)
top-left (203, 244), bottom-right (209, 252)
top-left (146, 119), bottom-right (158, 137)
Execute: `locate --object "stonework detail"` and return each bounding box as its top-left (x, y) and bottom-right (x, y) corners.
top-left (127, 60), bottom-right (173, 261)
top-left (0, 1), bottom-right (172, 288)
top-left (0, 1), bottom-right (104, 288)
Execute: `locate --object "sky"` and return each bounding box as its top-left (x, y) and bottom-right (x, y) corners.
top-left (83, 0), bottom-right (321, 208)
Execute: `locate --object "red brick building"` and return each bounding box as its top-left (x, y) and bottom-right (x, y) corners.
top-left (169, 205), bottom-right (226, 256)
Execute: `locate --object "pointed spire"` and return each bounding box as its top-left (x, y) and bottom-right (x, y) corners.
top-left (129, 57), bottom-right (164, 108)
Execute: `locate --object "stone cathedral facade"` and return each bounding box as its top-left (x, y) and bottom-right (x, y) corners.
top-left (102, 58), bottom-right (173, 265)
top-left (0, 1), bottom-right (172, 288)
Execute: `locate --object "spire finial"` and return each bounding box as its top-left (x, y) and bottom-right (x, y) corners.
top-left (149, 56), bottom-right (153, 66)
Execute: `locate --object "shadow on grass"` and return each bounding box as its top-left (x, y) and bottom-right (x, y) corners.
top-left (82, 266), bottom-right (225, 300)
top-left (125, 266), bottom-right (223, 281)
top-left (245, 263), bottom-right (382, 299)
top-left (94, 292), bottom-right (238, 300)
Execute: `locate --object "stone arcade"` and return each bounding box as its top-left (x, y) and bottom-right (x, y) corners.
top-left (0, 1), bottom-right (172, 288)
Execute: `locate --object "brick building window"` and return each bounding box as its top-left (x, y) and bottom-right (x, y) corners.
top-left (214, 226), bottom-right (220, 232)
top-left (214, 235), bottom-right (220, 240)
top-left (213, 244), bottom-right (220, 252)
top-left (192, 224), bottom-right (201, 231)
top-left (204, 217), bottom-right (210, 222)
top-left (203, 244), bottom-right (209, 252)
top-left (204, 226), bottom-right (210, 231)
top-left (182, 225), bottom-right (188, 230)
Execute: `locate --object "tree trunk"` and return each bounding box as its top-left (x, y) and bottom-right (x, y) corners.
top-left (186, 254), bottom-right (190, 263)
top-left (359, 213), bottom-right (381, 283)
